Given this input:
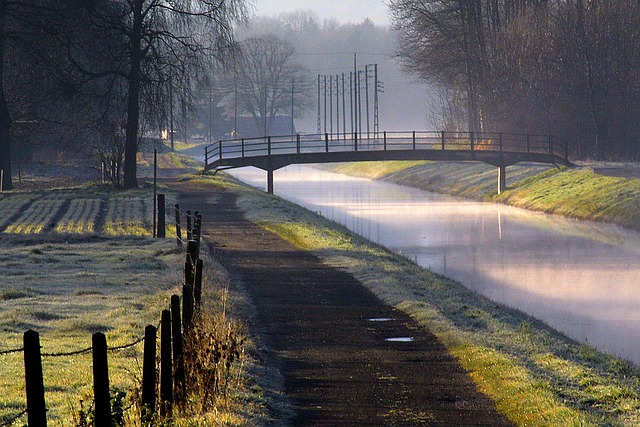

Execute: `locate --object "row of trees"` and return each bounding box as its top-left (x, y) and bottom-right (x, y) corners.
top-left (0, 0), bottom-right (249, 190)
top-left (391, 0), bottom-right (640, 160)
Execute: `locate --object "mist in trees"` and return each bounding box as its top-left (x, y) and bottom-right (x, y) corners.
top-left (217, 35), bottom-right (313, 138)
top-left (390, 0), bottom-right (640, 160)
top-left (228, 12), bottom-right (434, 134)
top-left (0, 0), bottom-right (249, 190)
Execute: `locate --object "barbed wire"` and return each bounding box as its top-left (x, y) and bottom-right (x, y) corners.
top-left (0, 409), bottom-right (26, 427)
top-left (0, 347), bottom-right (23, 356)
top-left (42, 346), bottom-right (92, 357)
top-left (1, 330), bottom-right (148, 359)
top-left (107, 335), bottom-right (145, 352)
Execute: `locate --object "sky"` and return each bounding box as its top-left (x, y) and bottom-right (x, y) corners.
top-left (253, 0), bottom-right (390, 27)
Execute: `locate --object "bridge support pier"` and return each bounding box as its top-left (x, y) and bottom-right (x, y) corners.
top-left (267, 170), bottom-right (274, 195)
top-left (497, 165), bottom-right (506, 195)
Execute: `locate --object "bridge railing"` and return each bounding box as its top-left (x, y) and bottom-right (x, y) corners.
top-left (204, 131), bottom-right (569, 167)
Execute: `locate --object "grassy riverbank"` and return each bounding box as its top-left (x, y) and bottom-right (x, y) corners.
top-left (325, 161), bottom-right (640, 231)
top-left (199, 170), bottom-right (640, 427)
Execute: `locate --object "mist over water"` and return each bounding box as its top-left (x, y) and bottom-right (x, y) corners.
top-left (229, 165), bottom-right (640, 364)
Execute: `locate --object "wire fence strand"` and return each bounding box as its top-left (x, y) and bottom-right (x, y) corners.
top-left (0, 409), bottom-right (27, 427)
top-left (0, 347), bottom-right (23, 356)
top-left (42, 346), bottom-right (92, 357)
top-left (107, 334), bottom-right (145, 352)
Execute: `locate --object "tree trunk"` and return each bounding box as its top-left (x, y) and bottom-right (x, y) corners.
top-left (0, 0), bottom-right (12, 191)
top-left (123, 0), bottom-right (143, 189)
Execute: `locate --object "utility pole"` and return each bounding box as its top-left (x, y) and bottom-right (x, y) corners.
top-left (365, 65), bottom-right (370, 140)
top-left (208, 84), bottom-right (212, 145)
top-left (233, 77), bottom-right (238, 137)
top-left (291, 78), bottom-right (295, 136)
top-left (336, 75), bottom-right (340, 141)
top-left (317, 74), bottom-right (321, 134)
top-left (374, 63), bottom-right (380, 139)
top-left (263, 85), bottom-right (268, 137)
top-left (169, 74), bottom-right (174, 151)
top-left (329, 74), bottom-right (333, 136)
top-left (357, 69), bottom-right (362, 136)
top-left (349, 71), bottom-right (354, 134)
top-left (324, 75), bottom-right (327, 134)
top-left (353, 53), bottom-right (357, 136)
top-left (342, 73), bottom-right (347, 140)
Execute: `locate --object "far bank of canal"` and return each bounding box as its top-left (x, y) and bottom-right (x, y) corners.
top-left (229, 165), bottom-right (640, 366)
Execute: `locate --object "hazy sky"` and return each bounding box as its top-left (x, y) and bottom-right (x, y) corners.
top-left (254, 0), bottom-right (390, 27)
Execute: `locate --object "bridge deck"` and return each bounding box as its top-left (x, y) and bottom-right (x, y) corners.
top-left (204, 131), bottom-right (570, 193)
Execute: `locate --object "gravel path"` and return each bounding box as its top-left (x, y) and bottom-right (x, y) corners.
top-left (174, 181), bottom-right (514, 426)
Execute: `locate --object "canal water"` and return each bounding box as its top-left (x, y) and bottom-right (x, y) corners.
top-left (228, 165), bottom-right (640, 364)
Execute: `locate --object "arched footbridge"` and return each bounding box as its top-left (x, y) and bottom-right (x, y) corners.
top-left (204, 131), bottom-right (571, 194)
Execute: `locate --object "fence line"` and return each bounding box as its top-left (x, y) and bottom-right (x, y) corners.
top-left (6, 198), bottom-right (206, 426)
top-left (0, 409), bottom-right (27, 427)
top-left (0, 347), bottom-right (23, 356)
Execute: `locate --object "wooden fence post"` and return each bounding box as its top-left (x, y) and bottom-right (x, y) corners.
top-left (160, 310), bottom-right (172, 417)
top-left (174, 203), bottom-right (182, 247)
top-left (194, 259), bottom-right (203, 309)
top-left (186, 210), bottom-right (192, 241)
top-left (157, 194), bottom-right (166, 238)
top-left (92, 332), bottom-right (111, 427)
top-left (141, 325), bottom-right (157, 423)
top-left (185, 255), bottom-right (194, 287)
top-left (186, 240), bottom-right (198, 265)
top-left (171, 295), bottom-right (185, 406)
top-left (24, 330), bottom-right (47, 426)
top-left (183, 285), bottom-right (194, 334)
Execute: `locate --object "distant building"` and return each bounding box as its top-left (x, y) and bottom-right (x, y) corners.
top-left (222, 116), bottom-right (296, 139)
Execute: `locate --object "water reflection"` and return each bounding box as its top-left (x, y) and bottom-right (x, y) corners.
top-left (229, 166), bottom-right (640, 364)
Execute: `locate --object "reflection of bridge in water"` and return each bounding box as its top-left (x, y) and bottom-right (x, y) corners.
top-left (204, 131), bottom-right (571, 194)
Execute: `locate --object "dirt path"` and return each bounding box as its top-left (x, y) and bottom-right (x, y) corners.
top-left (173, 182), bottom-right (514, 426)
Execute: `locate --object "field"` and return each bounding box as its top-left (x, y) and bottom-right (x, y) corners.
top-left (0, 180), bottom-right (265, 426)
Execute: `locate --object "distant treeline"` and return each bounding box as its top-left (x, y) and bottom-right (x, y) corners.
top-left (391, 0), bottom-right (640, 160)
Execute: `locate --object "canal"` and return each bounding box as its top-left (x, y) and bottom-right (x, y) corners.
top-left (228, 165), bottom-right (640, 364)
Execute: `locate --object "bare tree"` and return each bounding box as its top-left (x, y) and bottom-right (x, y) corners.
top-left (74, 0), bottom-right (249, 188)
top-left (220, 35), bottom-right (312, 137)
top-left (390, 0), bottom-right (640, 160)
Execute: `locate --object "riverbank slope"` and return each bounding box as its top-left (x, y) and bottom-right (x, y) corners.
top-left (324, 161), bottom-right (640, 232)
